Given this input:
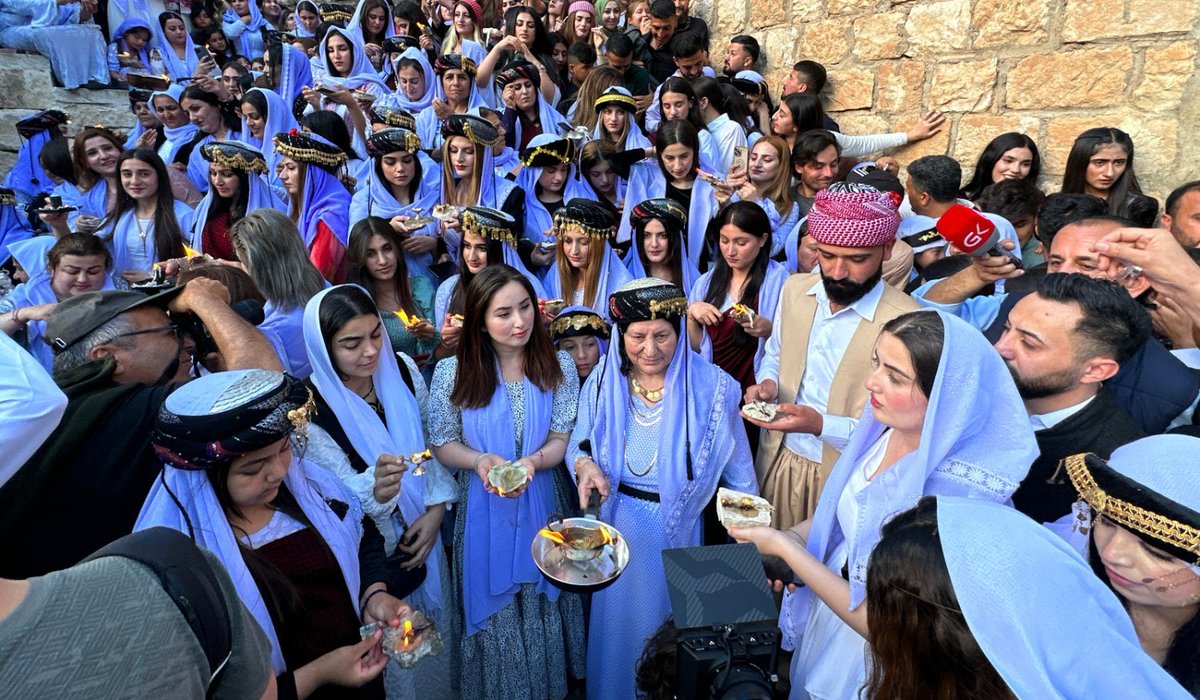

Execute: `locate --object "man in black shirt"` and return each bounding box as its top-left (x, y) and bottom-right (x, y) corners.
top-left (634, 0), bottom-right (680, 83)
top-left (0, 277), bottom-right (284, 577)
top-left (670, 0), bottom-right (708, 51)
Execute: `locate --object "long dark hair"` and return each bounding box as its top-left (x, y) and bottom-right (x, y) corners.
top-left (780, 92), bottom-right (825, 135)
top-left (450, 265), bottom-right (563, 409)
top-left (240, 89), bottom-right (270, 128)
top-left (655, 119), bottom-right (699, 183)
top-left (865, 497), bottom-right (1013, 700)
top-left (103, 149), bottom-right (187, 263)
top-left (38, 138), bottom-right (77, 186)
top-left (1061, 127), bottom-right (1144, 217)
top-left (180, 85), bottom-right (242, 137)
top-left (205, 166), bottom-right (250, 225)
top-left (347, 217), bottom-right (417, 318)
top-left (1087, 523), bottom-right (1200, 693)
top-left (450, 232), bottom-right (504, 314)
top-left (504, 6), bottom-right (562, 91)
top-left (960, 132), bottom-right (1041, 201)
top-left (357, 0), bottom-right (392, 44)
top-left (317, 284), bottom-right (382, 373)
top-left (301, 110), bottom-right (358, 161)
top-left (658, 76), bottom-right (705, 132)
top-left (634, 215), bottom-right (684, 288)
top-left (880, 311), bottom-right (945, 399)
top-left (392, 0), bottom-right (424, 38)
top-left (704, 200), bottom-right (771, 310)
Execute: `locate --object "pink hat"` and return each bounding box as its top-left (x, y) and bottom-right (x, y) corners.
top-left (807, 184), bottom-right (900, 248)
top-left (457, 0), bottom-right (483, 24)
top-left (569, 0), bottom-right (596, 15)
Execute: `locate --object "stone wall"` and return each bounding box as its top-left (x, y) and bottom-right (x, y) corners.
top-left (0, 52), bottom-right (132, 176)
top-left (706, 0), bottom-right (1200, 202)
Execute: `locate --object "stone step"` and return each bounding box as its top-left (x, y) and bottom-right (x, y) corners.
top-left (0, 52), bottom-right (135, 176)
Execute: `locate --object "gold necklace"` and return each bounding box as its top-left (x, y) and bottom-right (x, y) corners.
top-left (631, 377), bottom-right (664, 402)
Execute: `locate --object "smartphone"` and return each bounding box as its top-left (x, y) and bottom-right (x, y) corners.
top-left (193, 45), bottom-right (221, 77)
top-left (732, 145), bottom-right (749, 176)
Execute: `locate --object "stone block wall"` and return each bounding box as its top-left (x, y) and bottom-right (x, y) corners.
top-left (708, 0), bottom-right (1200, 202)
top-left (0, 52), bottom-right (132, 177)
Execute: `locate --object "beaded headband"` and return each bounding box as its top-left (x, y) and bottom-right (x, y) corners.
top-left (366, 128), bottom-right (422, 158)
top-left (200, 142), bottom-right (268, 173)
top-left (1066, 453), bottom-right (1200, 563)
top-left (461, 206), bottom-right (517, 246)
top-left (274, 129), bottom-right (349, 168)
top-left (520, 138), bottom-right (574, 167)
top-left (550, 311), bottom-right (610, 340)
top-left (594, 91), bottom-right (637, 114)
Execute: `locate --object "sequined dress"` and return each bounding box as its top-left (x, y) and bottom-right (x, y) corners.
top-left (426, 352), bottom-right (586, 699)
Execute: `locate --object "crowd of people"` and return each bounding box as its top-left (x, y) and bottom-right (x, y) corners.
top-left (0, 0), bottom-right (1199, 698)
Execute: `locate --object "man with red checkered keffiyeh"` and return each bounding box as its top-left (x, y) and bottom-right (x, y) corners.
top-left (742, 183), bottom-right (923, 530)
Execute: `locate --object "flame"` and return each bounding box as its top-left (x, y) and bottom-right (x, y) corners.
top-left (599, 526), bottom-right (614, 546)
top-left (394, 309), bottom-right (424, 328)
top-left (183, 244), bottom-right (201, 258)
top-left (401, 619), bottom-right (414, 648)
top-left (538, 528), bottom-right (567, 545)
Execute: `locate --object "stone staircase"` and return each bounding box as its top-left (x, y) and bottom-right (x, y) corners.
top-left (0, 50), bottom-right (134, 176)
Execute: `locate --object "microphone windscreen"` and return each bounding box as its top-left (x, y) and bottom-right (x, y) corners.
top-left (936, 204), bottom-right (1000, 256)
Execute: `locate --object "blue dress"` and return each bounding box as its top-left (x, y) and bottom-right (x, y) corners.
top-left (426, 352), bottom-right (587, 700)
top-left (0, 0), bottom-right (108, 89)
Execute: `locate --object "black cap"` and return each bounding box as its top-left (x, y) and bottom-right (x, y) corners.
top-left (45, 288), bottom-right (181, 353)
top-left (16, 110), bottom-right (68, 139)
top-left (382, 36), bottom-right (420, 54)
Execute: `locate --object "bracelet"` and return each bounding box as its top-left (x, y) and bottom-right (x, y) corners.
top-left (361, 587), bottom-right (388, 613)
top-left (11, 308), bottom-right (20, 326)
top-left (472, 452), bottom-right (491, 469)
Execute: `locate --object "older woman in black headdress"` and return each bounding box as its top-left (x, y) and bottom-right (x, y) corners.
top-left (567, 278), bottom-right (757, 699)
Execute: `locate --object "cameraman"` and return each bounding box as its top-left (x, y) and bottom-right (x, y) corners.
top-left (0, 279), bottom-right (283, 577)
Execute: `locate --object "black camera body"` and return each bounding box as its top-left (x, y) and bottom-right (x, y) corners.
top-left (676, 621), bottom-right (778, 699)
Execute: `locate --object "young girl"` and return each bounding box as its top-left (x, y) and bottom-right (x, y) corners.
top-left (516, 134), bottom-right (590, 265)
top-left (690, 75), bottom-right (749, 176)
top-left (154, 11), bottom-right (199, 80)
top-left (347, 217), bottom-right (441, 366)
top-left (579, 139), bottom-right (623, 218)
top-left (434, 205), bottom-right (545, 324)
top-left (190, 142), bottom-right (287, 261)
top-left (627, 197), bottom-right (698, 291)
top-left (559, 1), bottom-right (595, 47)
top-left (136, 369), bottom-right (408, 699)
top-left (222, 0), bottom-right (270, 59)
top-left (549, 305), bottom-right (609, 382)
top-left (64, 127), bottom-right (123, 232)
top-left (1061, 127), bottom-right (1151, 219)
top-left (427, 264), bottom-right (585, 699)
top-left (352, 127), bottom-right (442, 281)
top-left (620, 119), bottom-right (717, 269)
top-left (686, 201), bottom-right (786, 393)
top-left (544, 198), bottom-right (632, 320)
top-left (99, 150), bottom-right (193, 280)
top-left (201, 26), bottom-right (240, 68)
top-left (106, 19), bottom-right (161, 84)
top-left (494, 59), bottom-right (568, 151)
top-left (437, 112), bottom-right (525, 259)
top-left (960, 132), bottom-right (1041, 201)
top-left (180, 86), bottom-right (243, 193)
top-left (770, 92), bottom-right (944, 159)
top-left (274, 129), bottom-right (354, 282)
top-left (439, 0), bottom-right (486, 59)
top-left (302, 284), bottom-right (458, 698)
top-left (715, 136), bottom-right (800, 259)
top-left (316, 26), bottom-right (391, 99)
top-left (239, 87), bottom-right (300, 175)
top-left (654, 77), bottom-right (721, 172)
top-left (350, 0), bottom-right (396, 47)
top-left (294, 0), bottom-right (323, 37)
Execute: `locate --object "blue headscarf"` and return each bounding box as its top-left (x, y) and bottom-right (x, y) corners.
top-left (291, 134), bottom-right (352, 248)
top-left (350, 136), bottom-right (441, 279)
top-left (111, 18), bottom-right (156, 69)
top-left (787, 310), bottom-right (1037, 642)
top-left (318, 26), bottom-right (390, 94)
top-left (6, 237), bottom-right (116, 371)
top-left (618, 165), bottom-right (717, 267)
top-left (239, 88), bottom-right (299, 174)
top-left (348, 0), bottom-right (396, 46)
top-left (938, 497), bottom-right (1191, 699)
top-left (293, 0), bottom-right (321, 37)
top-left (3, 125), bottom-right (58, 203)
top-left (151, 85), bottom-right (201, 164)
top-left (152, 11), bottom-right (199, 80)
top-left (386, 47), bottom-right (435, 112)
top-left (303, 285), bottom-right (448, 622)
top-left (0, 195), bottom-right (32, 266)
top-left (515, 134), bottom-right (593, 246)
top-left (223, 1), bottom-right (270, 58)
top-left (189, 154), bottom-right (287, 255)
top-left (583, 284), bottom-right (753, 546)
top-left (275, 44), bottom-right (314, 109)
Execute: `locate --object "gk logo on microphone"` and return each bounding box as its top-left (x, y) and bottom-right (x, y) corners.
top-left (962, 225), bottom-right (988, 249)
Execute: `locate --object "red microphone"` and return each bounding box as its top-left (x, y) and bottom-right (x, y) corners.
top-left (935, 205), bottom-right (1024, 269)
